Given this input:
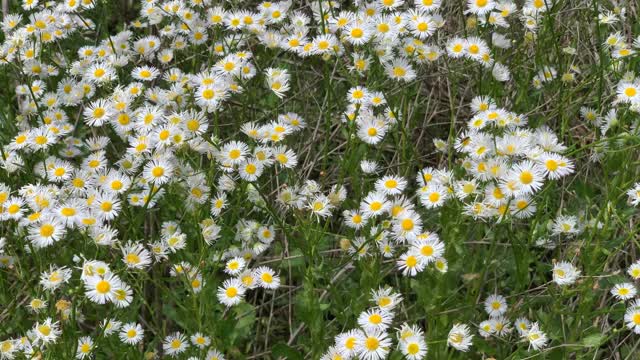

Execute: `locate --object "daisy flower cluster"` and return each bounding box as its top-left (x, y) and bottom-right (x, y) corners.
top-left (610, 260), bottom-right (640, 335)
top-left (1, 0), bottom-right (640, 358)
top-left (322, 287), bottom-right (429, 360)
top-left (413, 96), bottom-right (574, 221)
top-left (478, 294), bottom-right (549, 351)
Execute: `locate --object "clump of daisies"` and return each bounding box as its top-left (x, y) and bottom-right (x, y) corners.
top-left (419, 95), bottom-right (575, 222)
top-left (478, 294), bottom-right (512, 339)
top-left (0, 0), bottom-right (634, 358)
top-left (336, 172), bottom-right (449, 277)
top-left (216, 219), bottom-right (281, 307)
top-left (606, 259), bottom-right (640, 336)
top-left (323, 287), bottom-right (430, 360)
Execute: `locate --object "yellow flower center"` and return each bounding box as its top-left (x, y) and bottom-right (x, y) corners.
top-left (96, 280), bottom-right (111, 294)
top-left (406, 255), bottom-right (417, 267)
top-left (393, 67), bottom-right (406, 77)
top-left (152, 167), bottom-right (164, 178)
top-left (40, 224), bottom-right (54, 237)
top-left (365, 337), bottom-right (379, 350)
top-left (229, 149), bottom-right (241, 159)
top-left (369, 313), bottom-right (382, 324)
top-left (35, 135), bottom-right (48, 145)
top-left (401, 218), bottom-right (414, 231)
top-left (421, 245), bottom-right (433, 256)
top-left (38, 325), bottom-right (51, 336)
top-left (202, 89), bottom-right (215, 99)
top-left (61, 207), bottom-right (76, 217)
top-left (111, 180), bottom-right (123, 190)
top-left (519, 171), bottom-right (533, 184)
top-left (625, 87), bottom-right (637, 97)
top-left (126, 253), bottom-right (140, 264)
top-left (261, 273), bottom-right (273, 283)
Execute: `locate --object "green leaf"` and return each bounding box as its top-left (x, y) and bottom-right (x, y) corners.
top-left (582, 332), bottom-right (605, 347)
top-left (271, 343), bottom-right (303, 360)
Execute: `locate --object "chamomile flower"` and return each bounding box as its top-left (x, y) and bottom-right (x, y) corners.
top-left (552, 261), bottom-right (580, 285)
top-left (360, 160), bottom-right (380, 174)
top-left (551, 215), bottom-right (580, 236)
top-left (86, 62), bottom-right (115, 84)
top-left (84, 273), bottom-right (120, 304)
top-left (385, 58), bottom-right (416, 81)
top-left (28, 217), bottom-right (66, 248)
top-left (357, 308), bottom-right (393, 332)
top-left (238, 158), bottom-right (264, 182)
top-left (163, 332), bottom-right (189, 357)
top-left (361, 192), bottom-right (389, 218)
top-left (132, 66), bottom-right (160, 81)
top-left (509, 161), bottom-right (544, 195)
top-left (611, 282), bottom-right (637, 301)
top-left (119, 323), bottom-right (144, 345)
top-left (447, 323), bottom-right (473, 351)
top-left (524, 322), bottom-right (549, 351)
top-left (484, 294), bottom-right (507, 317)
top-left (446, 37), bottom-right (467, 57)
top-left (219, 141), bottom-right (249, 165)
top-left (478, 320), bottom-right (495, 338)
top-left (434, 257), bottom-right (448, 272)
top-left (411, 235), bottom-right (444, 264)
top-left (355, 329), bottom-right (392, 360)
top-left (309, 194), bottom-right (334, 218)
top-left (539, 153), bottom-right (574, 179)
top-left (335, 329), bottom-right (363, 358)
top-left (467, 0), bottom-right (495, 15)
top-left (397, 250), bottom-right (425, 276)
top-left (266, 67), bottom-right (290, 98)
top-left (624, 301), bottom-right (640, 334)
top-left (419, 185), bottom-right (448, 208)
top-left (224, 257), bottom-right (246, 276)
top-left (371, 287), bottom-right (402, 310)
top-left (375, 176), bottom-right (407, 196)
top-left (616, 81), bottom-right (640, 104)
top-left (40, 266), bottom-right (72, 291)
top-left (357, 118), bottom-right (388, 144)
top-left (76, 336), bottom-right (94, 359)
top-left (348, 86), bottom-right (370, 105)
top-left (121, 242), bottom-right (152, 269)
top-left (28, 298), bottom-right (47, 313)
top-left (33, 318), bottom-right (61, 344)
top-left (217, 278), bottom-right (246, 307)
top-left (627, 260), bottom-right (640, 280)
top-left (255, 266), bottom-right (280, 289)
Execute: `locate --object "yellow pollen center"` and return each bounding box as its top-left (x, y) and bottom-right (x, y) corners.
top-left (519, 171), bottom-right (533, 184)
top-left (96, 280), bottom-right (111, 294)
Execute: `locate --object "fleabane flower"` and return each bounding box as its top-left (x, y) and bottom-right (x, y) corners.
top-left (447, 323), bottom-right (473, 352)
